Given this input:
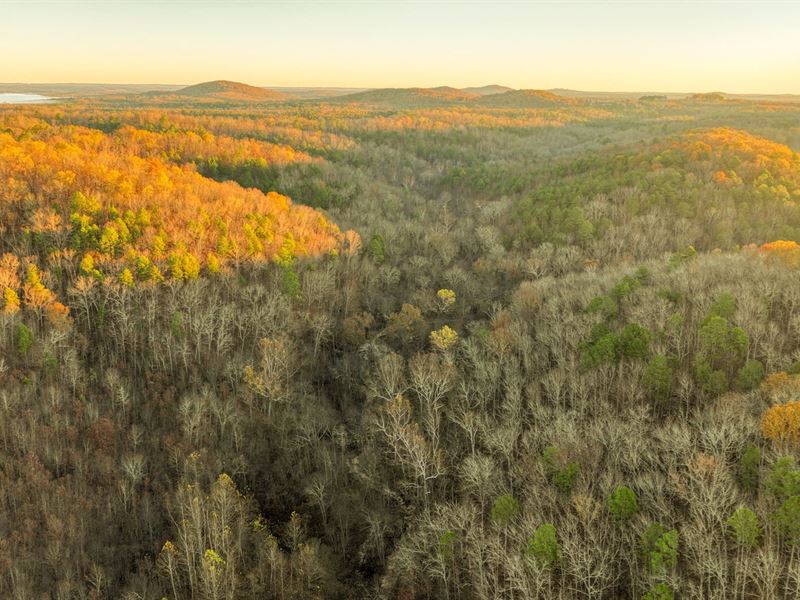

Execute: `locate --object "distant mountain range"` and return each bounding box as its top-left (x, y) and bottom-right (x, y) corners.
top-left (1, 80), bottom-right (798, 106)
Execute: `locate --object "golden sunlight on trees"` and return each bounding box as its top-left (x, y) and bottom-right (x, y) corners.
top-left (0, 113), bottom-right (355, 304)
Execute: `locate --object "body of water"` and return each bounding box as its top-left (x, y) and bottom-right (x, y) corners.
top-left (0, 93), bottom-right (55, 104)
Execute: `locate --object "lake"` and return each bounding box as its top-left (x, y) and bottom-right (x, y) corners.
top-left (0, 93), bottom-right (55, 104)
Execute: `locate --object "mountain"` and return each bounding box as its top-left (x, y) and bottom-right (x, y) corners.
top-left (475, 89), bottom-right (577, 107)
top-left (331, 86), bottom-right (479, 107)
top-left (461, 84), bottom-right (513, 96)
top-left (172, 80), bottom-right (290, 101)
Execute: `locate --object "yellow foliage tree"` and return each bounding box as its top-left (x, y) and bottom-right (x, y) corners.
top-left (436, 288), bottom-right (456, 312)
top-left (2, 287), bottom-right (20, 315)
top-left (119, 268), bottom-right (135, 287)
top-left (430, 325), bottom-right (459, 351)
top-left (762, 401), bottom-right (800, 447)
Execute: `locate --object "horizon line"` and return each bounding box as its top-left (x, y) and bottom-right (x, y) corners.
top-left (2, 81), bottom-right (800, 97)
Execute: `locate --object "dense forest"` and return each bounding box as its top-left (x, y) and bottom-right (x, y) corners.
top-left (2, 88), bottom-right (800, 600)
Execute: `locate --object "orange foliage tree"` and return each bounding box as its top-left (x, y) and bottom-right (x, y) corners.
top-left (758, 240), bottom-right (800, 268)
top-left (0, 117), bottom-right (349, 288)
top-left (762, 401), bottom-right (800, 447)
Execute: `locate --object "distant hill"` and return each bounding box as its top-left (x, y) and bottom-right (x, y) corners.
top-left (329, 86), bottom-right (587, 108)
top-left (172, 80), bottom-right (290, 102)
top-left (548, 88), bottom-right (800, 104)
top-left (689, 92), bottom-right (729, 102)
top-left (3, 82), bottom-right (797, 105)
top-left (510, 127), bottom-right (800, 250)
top-left (331, 86), bottom-right (479, 106)
top-left (475, 89), bottom-right (577, 108)
top-left (265, 87), bottom-right (372, 100)
top-left (547, 88), bottom-right (675, 100)
top-left (0, 82), bottom-right (184, 97)
top-left (461, 84), bottom-right (513, 96)
top-left (725, 92), bottom-right (800, 104)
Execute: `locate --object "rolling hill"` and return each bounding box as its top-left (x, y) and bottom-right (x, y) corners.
top-left (265, 86), bottom-right (372, 99)
top-left (0, 116), bottom-right (346, 290)
top-left (171, 80), bottom-right (290, 102)
top-left (509, 127), bottom-right (800, 248)
top-left (461, 84), bottom-right (513, 96)
top-left (475, 88), bottom-right (578, 107)
top-left (330, 86), bottom-right (587, 108)
top-left (331, 86), bottom-right (479, 106)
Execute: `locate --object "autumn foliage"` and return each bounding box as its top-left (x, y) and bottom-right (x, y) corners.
top-left (758, 240), bottom-right (800, 267)
top-left (4, 88), bottom-right (800, 600)
top-left (762, 401), bottom-right (800, 447)
top-left (351, 106), bottom-right (613, 132)
top-left (0, 114), bottom-right (348, 297)
top-left (666, 127), bottom-right (800, 195)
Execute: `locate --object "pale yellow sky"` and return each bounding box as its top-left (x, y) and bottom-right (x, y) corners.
top-left (2, 1), bottom-right (799, 94)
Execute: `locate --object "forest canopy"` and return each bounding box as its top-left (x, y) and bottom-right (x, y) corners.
top-left (1, 89), bottom-right (800, 600)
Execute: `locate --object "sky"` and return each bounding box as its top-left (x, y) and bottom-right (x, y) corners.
top-left (1, 0), bottom-right (799, 94)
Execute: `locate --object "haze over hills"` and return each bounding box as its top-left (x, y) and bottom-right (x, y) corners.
top-left (326, 86), bottom-right (594, 108)
top-left (328, 86), bottom-right (481, 106)
top-left (551, 87), bottom-right (800, 103)
top-left (1, 79), bottom-right (799, 106)
top-left (462, 84), bottom-right (514, 96)
top-left (264, 86), bottom-right (371, 100)
top-left (0, 82), bottom-right (185, 97)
